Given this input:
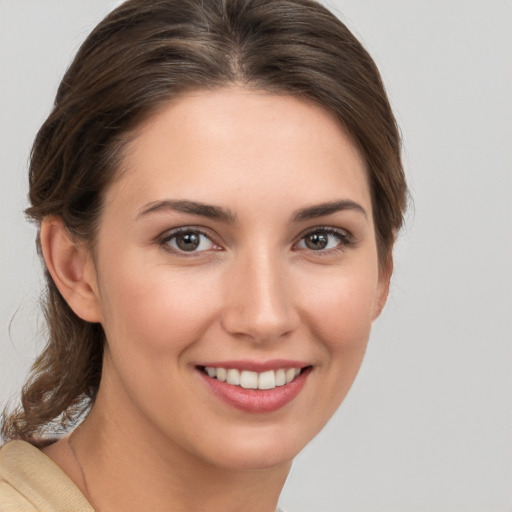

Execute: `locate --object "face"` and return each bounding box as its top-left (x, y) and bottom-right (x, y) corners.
top-left (86, 88), bottom-right (388, 470)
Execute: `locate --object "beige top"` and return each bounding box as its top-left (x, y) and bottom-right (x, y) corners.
top-left (0, 440), bottom-right (288, 512)
top-left (0, 440), bottom-right (93, 512)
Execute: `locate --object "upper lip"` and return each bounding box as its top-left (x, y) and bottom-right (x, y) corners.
top-left (195, 359), bottom-right (311, 372)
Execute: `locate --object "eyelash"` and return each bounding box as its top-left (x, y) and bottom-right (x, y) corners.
top-left (158, 226), bottom-right (354, 256)
top-left (159, 227), bottom-right (218, 256)
top-left (296, 226), bottom-right (354, 255)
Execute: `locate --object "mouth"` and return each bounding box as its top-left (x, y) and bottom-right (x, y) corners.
top-left (195, 363), bottom-right (313, 413)
top-left (196, 365), bottom-right (311, 390)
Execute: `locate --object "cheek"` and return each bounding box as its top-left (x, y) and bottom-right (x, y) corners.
top-left (97, 258), bottom-right (221, 360)
top-left (298, 268), bottom-right (378, 424)
top-left (299, 265), bottom-right (379, 355)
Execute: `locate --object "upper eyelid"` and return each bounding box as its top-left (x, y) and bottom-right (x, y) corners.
top-left (297, 225), bottom-right (353, 240)
top-left (293, 226), bottom-right (355, 253)
top-left (159, 226), bottom-right (215, 241)
top-left (158, 227), bottom-right (220, 250)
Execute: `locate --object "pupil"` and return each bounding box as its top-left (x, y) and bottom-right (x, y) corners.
top-left (177, 232), bottom-right (199, 251)
top-left (306, 233), bottom-right (328, 250)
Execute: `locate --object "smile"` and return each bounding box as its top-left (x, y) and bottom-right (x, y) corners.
top-left (200, 366), bottom-right (302, 390)
top-left (196, 363), bottom-right (312, 413)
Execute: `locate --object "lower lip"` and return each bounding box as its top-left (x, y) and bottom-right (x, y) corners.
top-left (197, 368), bottom-right (311, 413)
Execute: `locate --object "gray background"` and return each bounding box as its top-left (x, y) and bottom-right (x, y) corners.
top-left (1, 1), bottom-right (511, 511)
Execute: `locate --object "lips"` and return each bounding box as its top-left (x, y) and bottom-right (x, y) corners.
top-left (196, 361), bottom-right (312, 413)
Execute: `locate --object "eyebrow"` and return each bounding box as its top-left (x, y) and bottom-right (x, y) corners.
top-left (136, 199), bottom-right (238, 223)
top-left (292, 200), bottom-right (368, 221)
top-left (137, 198), bottom-right (367, 223)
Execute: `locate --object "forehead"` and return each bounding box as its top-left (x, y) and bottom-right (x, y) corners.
top-left (105, 88), bottom-right (371, 218)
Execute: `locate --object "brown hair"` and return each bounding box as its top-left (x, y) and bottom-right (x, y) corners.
top-left (2, 0), bottom-right (407, 443)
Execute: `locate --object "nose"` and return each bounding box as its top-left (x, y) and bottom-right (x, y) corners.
top-left (220, 249), bottom-right (300, 343)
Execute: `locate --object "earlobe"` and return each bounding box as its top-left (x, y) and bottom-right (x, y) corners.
top-left (40, 217), bottom-right (102, 323)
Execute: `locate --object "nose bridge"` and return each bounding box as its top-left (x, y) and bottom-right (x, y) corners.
top-left (221, 245), bottom-right (298, 342)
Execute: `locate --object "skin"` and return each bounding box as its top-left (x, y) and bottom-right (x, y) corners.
top-left (41, 88), bottom-right (390, 512)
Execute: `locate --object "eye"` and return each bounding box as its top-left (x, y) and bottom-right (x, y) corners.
top-left (295, 227), bottom-right (352, 252)
top-left (161, 228), bottom-right (218, 254)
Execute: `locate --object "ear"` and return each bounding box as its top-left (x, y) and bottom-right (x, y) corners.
top-left (40, 217), bottom-right (102, 323)
top-left (372, 257), bottom-right (393, 320)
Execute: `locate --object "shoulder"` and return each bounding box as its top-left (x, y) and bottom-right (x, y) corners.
top-left (0, 440), bottom-right (93, 512)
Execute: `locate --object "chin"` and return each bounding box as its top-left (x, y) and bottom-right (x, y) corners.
top-left (193, 422), bottom-right (315, 471)
top-left (207, 445), bottom-right (295, 472)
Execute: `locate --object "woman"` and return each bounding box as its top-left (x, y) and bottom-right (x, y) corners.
top-left (0, 0), bottom-right (407, 510)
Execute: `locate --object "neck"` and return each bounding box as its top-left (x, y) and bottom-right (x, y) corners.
top-left (67, 389), bottom-right (291, 512)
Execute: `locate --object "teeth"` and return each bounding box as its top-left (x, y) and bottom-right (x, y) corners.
top-left (285, 368), bottom-right (296, 384)
top-left (275, 369), bottom-right (286, 386)
top-left (240, 370), bottom-right (258, 389)
top-left (226, 369), bottom-right (240, 386)
top-left (258, 370), bottom-right (275, 390)
top-left (203, 366), bottom-right (305, 390)
top-left (217, 367), bottom-right (227, 382)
